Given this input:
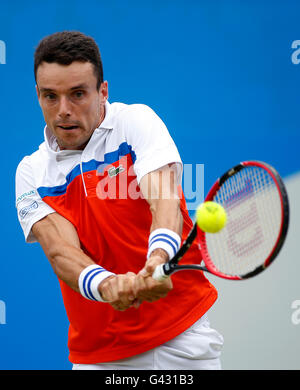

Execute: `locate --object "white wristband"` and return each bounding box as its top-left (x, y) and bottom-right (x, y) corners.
top-left (78, 264), bottom-right (115, 302)
top-left (147, 228), bottom-right (181, 260)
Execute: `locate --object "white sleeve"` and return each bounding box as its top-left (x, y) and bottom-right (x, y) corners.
top-left (124, 104), bottom-right (182, 184)
top-left (15, 157), bottom-right (56, 243)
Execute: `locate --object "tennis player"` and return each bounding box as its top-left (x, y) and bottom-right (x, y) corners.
top-left (15, 31), bottom-right (223, 370)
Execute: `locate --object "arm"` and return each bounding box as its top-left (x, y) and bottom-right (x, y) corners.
top-left (32, 212), bottom-right (93, 292)
top-left (32, 212), bottom-right (137, 310)
top-left (134, 163), bottom-right (183, 301)
top-left (146, 163), bottom-right (182, 233)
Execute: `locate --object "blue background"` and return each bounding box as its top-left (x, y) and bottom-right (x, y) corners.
top-left (0, 0), bottom-right (299, 369)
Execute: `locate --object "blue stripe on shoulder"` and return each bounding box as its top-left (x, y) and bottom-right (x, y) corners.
top-left (37, 142), bottom-right (136, 198)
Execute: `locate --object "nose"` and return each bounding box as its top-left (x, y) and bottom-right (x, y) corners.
top-left (58, 96), bottom-right (72, 118)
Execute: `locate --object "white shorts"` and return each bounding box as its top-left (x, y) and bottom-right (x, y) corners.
top-left (72, 314), bottom-right (224, 370)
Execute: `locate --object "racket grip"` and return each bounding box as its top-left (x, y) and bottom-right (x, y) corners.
top-left (152, 264), bottom-right (169, 281)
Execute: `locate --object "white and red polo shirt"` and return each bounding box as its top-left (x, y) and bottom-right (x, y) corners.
top-left (15, 101), bottom-right (217, 364)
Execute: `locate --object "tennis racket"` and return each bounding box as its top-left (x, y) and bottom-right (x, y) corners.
top-left (152, 161), bottom-right (289, 281)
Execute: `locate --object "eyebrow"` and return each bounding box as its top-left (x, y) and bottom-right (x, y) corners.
top-left (39, 84), bottom-right (88, 93)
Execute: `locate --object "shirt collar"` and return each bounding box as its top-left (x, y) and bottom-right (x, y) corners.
top-left (98, 100), bottom-right (114, 130)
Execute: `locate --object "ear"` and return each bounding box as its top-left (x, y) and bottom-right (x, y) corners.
top-left (35, 85), bottom-right (42, 107)
top-left (100, 81), bottom-right (108, 102)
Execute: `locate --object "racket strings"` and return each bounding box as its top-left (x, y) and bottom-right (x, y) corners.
top-left (206, 166), bottom-right (282, 277)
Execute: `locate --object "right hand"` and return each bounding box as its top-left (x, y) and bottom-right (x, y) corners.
top-left (98, 272), bottom-right (140, 311)
top-left (136, 252), bottom-right (173, 303)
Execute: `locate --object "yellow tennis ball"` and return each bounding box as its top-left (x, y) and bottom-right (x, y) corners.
top-left (196, 201), bottom-right (227, 233)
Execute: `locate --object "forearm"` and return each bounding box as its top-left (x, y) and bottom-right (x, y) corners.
top-left (44, 232), bottom-right (139, 309)
top-left (137, 165), bottom-right (183, 291)
top-left (149, 198), bottom-right (183, 236)
top-left (32, 213), bottom-right (96, 293)
top-left (141, 163), bottom-right (183, 245)
top-left (32, 214), bottom-right (141, 311)
top-left (46, 241), bottom-right (95, 292)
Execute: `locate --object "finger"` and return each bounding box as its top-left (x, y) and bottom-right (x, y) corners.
top-left (138, 257), bottom-right (162, 277)
top-left (139, 276), bottom-right (172, 301)
top-left (100, 281), bottom-right (115, 303)
top-left (117, 274), bottom-right (137, 306)
top-left (134, 273), bottom-right (149, 293)
top-left (100, 275), bottom-right (137, 311)
top-left (98, 275), bottom-right (117, 302)
top-left (138, 265), bottom-right (151, 278)
top-left (125, 272), bottom-right (137, 301)
top-left (134, 276), bottom-right (153, 301)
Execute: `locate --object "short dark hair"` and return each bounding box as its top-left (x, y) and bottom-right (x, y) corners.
top-left (34, 31), bottom-right (103, 89)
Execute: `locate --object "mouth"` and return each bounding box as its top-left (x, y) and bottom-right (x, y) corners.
top-left (57, 124), bottom-right (80, 131)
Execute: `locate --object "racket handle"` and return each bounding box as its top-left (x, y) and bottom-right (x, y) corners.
top-left (152, 264), bottom-right (169, 281)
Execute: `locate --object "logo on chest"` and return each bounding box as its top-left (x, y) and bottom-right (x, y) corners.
top-left (108, 164), bottom-right (125, 178)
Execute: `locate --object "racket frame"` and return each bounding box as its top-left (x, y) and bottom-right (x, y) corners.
top-left (157, 160), bottom-right (289, 281)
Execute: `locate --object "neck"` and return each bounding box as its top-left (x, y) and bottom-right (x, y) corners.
top-left (96, 103), bottom-right (106, 129)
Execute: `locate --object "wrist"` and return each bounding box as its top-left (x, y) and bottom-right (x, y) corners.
top-left (78, 264), bottom-right (115, 302)
top-left (148, 248), bottom-right (169, 262)
top-left (97, 274), bottom-right (115, 301)
top-left (147, 228), bottom-right (181, 260)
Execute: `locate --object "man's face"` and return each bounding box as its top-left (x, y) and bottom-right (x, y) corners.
top-left (36, 61), bottom-right (108, 150)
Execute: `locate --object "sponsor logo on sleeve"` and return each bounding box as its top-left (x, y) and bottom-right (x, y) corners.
top-left (19, 201), bottom-right (39, 220)
top-left (16, 190), bottom-right (36, 205)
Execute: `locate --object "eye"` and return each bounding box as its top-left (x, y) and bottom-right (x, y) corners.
top-left (45, 93), bottom-right (56, 101)
top-left (74, 90), bottom-right (84, 99)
